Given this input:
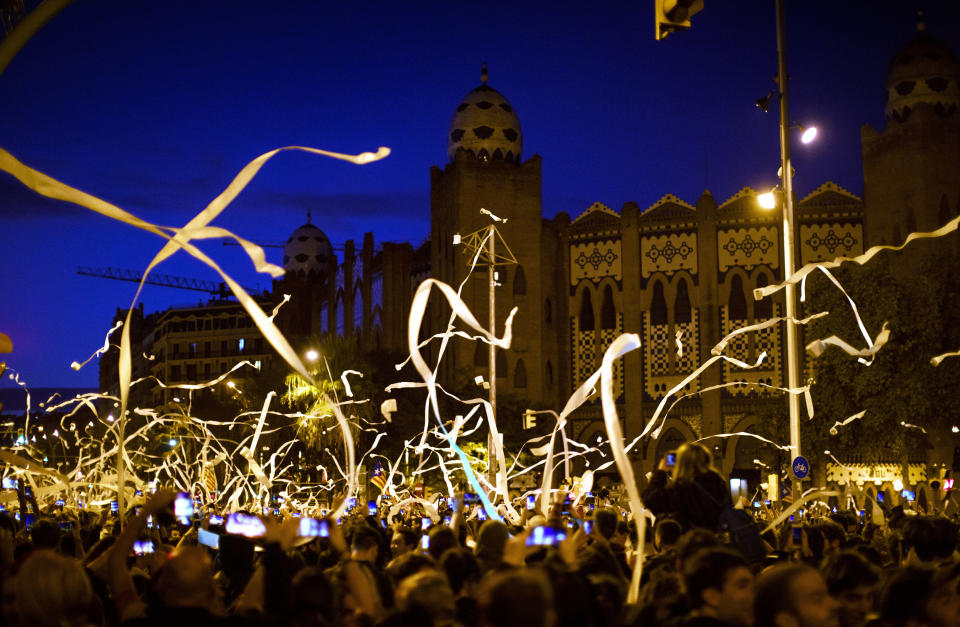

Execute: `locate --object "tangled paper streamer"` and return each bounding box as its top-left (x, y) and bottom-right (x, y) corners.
top-left (829, 410), bottom-right (866, 436)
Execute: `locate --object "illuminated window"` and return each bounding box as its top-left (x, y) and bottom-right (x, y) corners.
top-left (238, 338), bottom-right (245, 352)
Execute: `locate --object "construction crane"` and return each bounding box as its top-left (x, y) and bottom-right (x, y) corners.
top-left (77, 267), bottom-right (260, 299)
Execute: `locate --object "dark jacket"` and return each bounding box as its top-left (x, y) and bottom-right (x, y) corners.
top-left (642, 469), bottom-right (731, 530)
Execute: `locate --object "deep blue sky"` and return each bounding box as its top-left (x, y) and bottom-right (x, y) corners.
top-left (1, 1), bottom-right (957, 388)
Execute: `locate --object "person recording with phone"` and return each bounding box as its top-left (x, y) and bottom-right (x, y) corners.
top-left (641, 442), bottom-right (732, 531)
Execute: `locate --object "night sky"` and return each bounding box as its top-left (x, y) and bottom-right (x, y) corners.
top-left (0, 1), bottom-right (957, 390)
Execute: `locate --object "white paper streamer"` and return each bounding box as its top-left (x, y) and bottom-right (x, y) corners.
top-left (70, 320), bottom-right (123, 371)
top-left (829, 410), bottom-right (866, 436)
top-left (931, 349), bottom-right (960, 367)
top-left (755, 215), bottom-right (960, 300)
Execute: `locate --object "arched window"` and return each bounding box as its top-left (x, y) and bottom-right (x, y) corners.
top-left (600, 286), bottom-right (616, 329)
top-left (544, 298), bottom-right (552, 325)
top-left (336, 294), bottom-right (345, 335)
top-left (514, 358), bottom-right (527, 388)
top-left (651, 281), bottom-right (667, 326)
top-left (674, 279), bottom-right (691, 324)
top-left (474, 342), bottom-right (488, 367)
top-left (754, 274), bottom-right (772, 320)
top-left (579, 290), bottom-right (595, 331)
top-left (545, 360), bottom-right (554, 387)
top-left (353, 285), bottom-right (363, 332)
top-left (496, 351), bottom-right (507, 378)
top-left (513, 265), bottom-right (527, 296)
top-left (728, 275), bottom-right (747, 320)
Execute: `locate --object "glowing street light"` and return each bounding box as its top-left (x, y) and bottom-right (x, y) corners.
top-left (168, 438), bottom-right (178, 447)
top-left (799, 125), bottom-right (818, 145)
top-left (757, 190), bottom-right (778, 210)
top-left (305, 349), bottom-right (319, 362)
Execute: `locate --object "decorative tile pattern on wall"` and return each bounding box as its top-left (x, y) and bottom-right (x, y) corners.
top-left (570, 239), bottom-right (622, 285)
top-left (571, 317), bottom-right (597, 390)
top-left (718, 227), bottom-right (779, 271)
top-left (599, 313), bottom-right (624, 401)
top-left (719, 303), bottom-right (782, 396)
top-left (675, 309), bottom-right (700, 374)
top-left (799, 223), bottom-right (863, 264)
top-left (640, 233), bottom-right (698, 278)
top-left (570, 315), bottom-right (624, 402)
top-left (643, 313), bottom-right (701, 400)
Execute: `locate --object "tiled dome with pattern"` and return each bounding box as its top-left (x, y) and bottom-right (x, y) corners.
top-left (282, 220), bottom-right (334, 279)
top-left (447, 64), bottom-right (522, 163)
top-left (885, 22), bottom-right (960, 122)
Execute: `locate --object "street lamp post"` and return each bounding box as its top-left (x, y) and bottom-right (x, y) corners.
top-left (774, 0), bottom-right (803, 499)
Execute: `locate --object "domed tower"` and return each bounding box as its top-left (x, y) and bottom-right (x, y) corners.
top-left (862, 17), bottom-right (960, 246)
top-left (430, 65), bottom-right (566, 408)
top-left (447, 64), bottom-right (523, 163)
top-left (282, 217), bottom-right (335, 280)
top-left (275, 214), bottom-right (337, 339)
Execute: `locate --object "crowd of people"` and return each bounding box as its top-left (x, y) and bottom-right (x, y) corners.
top-left (1, 441), bottom-right (959, 627)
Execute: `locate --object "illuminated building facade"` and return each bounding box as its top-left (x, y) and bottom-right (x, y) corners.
top-left (104, 28), bottom-right (959, 491)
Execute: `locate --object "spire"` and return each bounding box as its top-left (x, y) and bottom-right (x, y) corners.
top-left (481, 62), bottom-right (488, 84)
top-left (307, 210), bottom-right (312, 224)
top-left (917, 10), bottom-right (926, 32)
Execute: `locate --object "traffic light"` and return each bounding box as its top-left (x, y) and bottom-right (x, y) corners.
top-left (655, 0), bottom-right (704, 41)
top-left (522, 409), bottom-right (537, 430)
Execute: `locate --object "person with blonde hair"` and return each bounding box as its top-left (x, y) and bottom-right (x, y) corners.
top-left (15, 549), bottom-right (99, 627)
top-left (642, 442), bottom-right (731, 530)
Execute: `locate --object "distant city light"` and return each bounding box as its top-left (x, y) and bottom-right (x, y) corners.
top-left (169, 438), bottom-right (177, 447)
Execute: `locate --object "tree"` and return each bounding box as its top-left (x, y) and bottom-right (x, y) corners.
top-left (798, 245), bottom-right (960, 484)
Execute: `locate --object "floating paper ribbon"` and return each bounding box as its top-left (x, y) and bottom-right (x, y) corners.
top-left (596, 334), bottom-right (649, 603)
top-left (901, 421), bottom-right (927, 434)
top-left (711, 312), bottom-right (828, 356)
top-left (70, 320), bottom-right (123, 371)
top-left (694, 432), bottom-right (792, 451)
top-left (675, 330), bottom-right (684, 358)
top-left (829, 410), bottom-right (866, 436)
top-left (755, 215), bottom-right (960, 300)
top-left (0, 144), bottom-right (387, 514)
top-left (340, 370), bottom-right (363, 398)
top-left (931, 349), bottom-right (960, 367)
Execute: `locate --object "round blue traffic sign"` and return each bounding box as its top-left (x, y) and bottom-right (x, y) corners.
top-left (792, 456), bottom-right (810, 480)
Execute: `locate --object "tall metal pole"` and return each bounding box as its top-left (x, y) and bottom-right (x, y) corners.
top-left (775, 0), bottom-right (802, 497)
top-left (487, 226), bottom-right (497, 485)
